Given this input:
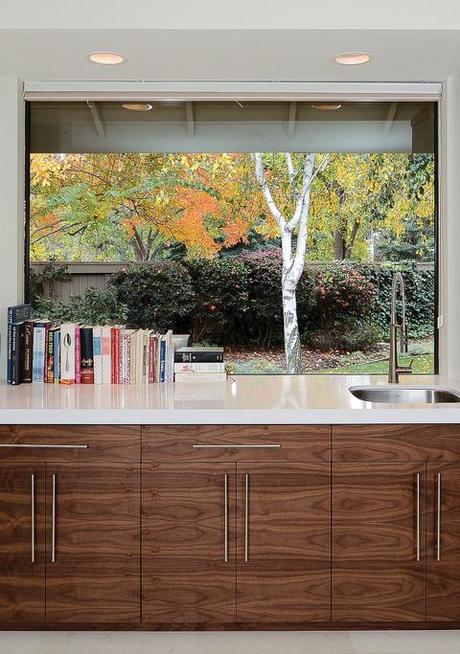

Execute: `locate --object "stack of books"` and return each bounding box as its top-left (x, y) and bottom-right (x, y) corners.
top-left (7, 304), bottom-right (176, 386)
top-left (174, 347), bottom-right (227, 382)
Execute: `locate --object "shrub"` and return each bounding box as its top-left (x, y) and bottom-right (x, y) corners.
top-left (108, 262), bottom-right (195, 331)
top-left (185, 258), bottom-right (249, 344)
top-left (306, 320), bottom-right (381, 353)
top-left (33, 285), bottom-right (128, 325)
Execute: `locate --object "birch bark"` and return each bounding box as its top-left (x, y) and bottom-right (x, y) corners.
top-left (254, 153), bottom-right (329, 373)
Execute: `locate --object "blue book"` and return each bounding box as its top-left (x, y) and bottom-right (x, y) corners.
top-left (160, 338), bottom-right (166, 383)
top-left (32, 321), bottom-right (50, 383)
top-left (7, 304), bottom-right (32, 384)
top-left (54, 329), bottom-right (61, 383)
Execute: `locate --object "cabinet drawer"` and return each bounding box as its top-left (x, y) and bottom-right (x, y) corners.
top-left (0, 425), bottom-right (140, 463)
top-left (333, 424), bottom-right (460, 462)
top-left (143, 425), bottom-right (330, 462)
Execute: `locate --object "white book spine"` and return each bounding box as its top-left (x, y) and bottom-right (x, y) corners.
top-left (174, 362), bottom-right (226, 373)
top-left (101, 326), bottom-right (112, 384)
top-left (60, 323), bottom-right (76, 384)
top-left (174, 372), bottom-right (228, 383)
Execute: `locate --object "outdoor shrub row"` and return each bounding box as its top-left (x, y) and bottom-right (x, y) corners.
top-left (32, 251), bottom-right (435, 352)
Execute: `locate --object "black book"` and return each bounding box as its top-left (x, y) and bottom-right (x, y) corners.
top-left (7, 304), bottom-right (32, 384)
top-left (11, 322), bottom-right (25, 386)
top-left (174, 347), bottom-right (224, 363)
top-left (80, 327), bottom-right (94, 384)
top-left (22, 321), bottom-right (34, 383)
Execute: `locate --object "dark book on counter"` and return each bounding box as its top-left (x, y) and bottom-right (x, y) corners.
top-left (7, 304), bottom-right (32, 384)
top-left (174, 347), bottom-right (224, 363)
top-left (80, 327), bottom-right (94, 384)
top-left (10, 323), bottom-right (25, 386)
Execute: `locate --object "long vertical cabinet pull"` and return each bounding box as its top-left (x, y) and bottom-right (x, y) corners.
top-left (437, 472), bottom-right (442, 562)
top-left (31, 474), bottom-right (35, 564)
top-left (224, 473), bottom-right (229, 563)
top-left (416, 472), bottom-right (421, 562)
top-left (51, 474), bottom-right (56, 563)
top-left (244, 473), bottom-right (249, 563)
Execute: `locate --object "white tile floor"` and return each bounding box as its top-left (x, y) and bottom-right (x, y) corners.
top-left (2, 631), bottom-right (460, 654)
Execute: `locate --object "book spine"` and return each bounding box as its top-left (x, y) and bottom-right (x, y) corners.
top-left (11, 323), bottom-right (24, 386)
top-left (32, 326), bottom-right (46, 383)
top-left (102, 328), bottom-right (111, 384)
top-left (80, 327), bottom-right (94, 384)
top-left (60, 324), bottom-right (75, 385)
top-left (7, 320), bottom-right (12, 384)
top-left (22, 322), bottom-right (33, 383)
top-left (174, 351), bottom-right (224, 363)
top-left (174, 362), bottom-right (226, 373)
top-left (75, 327), bottom-right (81, 384)
top-left (148, 335), bottom-right (155, 383)
top-left (46, 328), bottom-right (54, 383)
top-left (54, 330), bottom-right (60, 384)
top-left (120, 333), bottom-right (130, 384)
top-left (160, 339), bottom-right (166, 383)
top-left (93, 328), bottom-right (102, 384)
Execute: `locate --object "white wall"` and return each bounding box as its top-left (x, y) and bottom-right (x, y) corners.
top-left (0, 76), bottom-right (24, 380)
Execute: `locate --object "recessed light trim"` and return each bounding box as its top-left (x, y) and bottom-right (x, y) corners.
top-left (311, 103), bottom-right (343, 111)
top-left (89, 52), bottom-right (125, 65)
top-left (122, 103), bottom-right (153, 112)
top-left (335, 52), bottom-right (371, 66)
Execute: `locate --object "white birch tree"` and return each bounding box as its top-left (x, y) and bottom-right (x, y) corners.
top-left (253, 153), bottom-right (330, 373)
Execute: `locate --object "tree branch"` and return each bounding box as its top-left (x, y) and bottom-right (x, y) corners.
top-left (253, 153), bottom-right (286, 229)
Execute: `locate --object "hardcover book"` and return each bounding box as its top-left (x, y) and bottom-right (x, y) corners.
top-left (60, 323), bottom-right (76, 385)
top-left (10, 322), bottom-right (25, 386)
top-left (7, 304), bottom-right (32, 384)
top-left (93, 326), bottom-right (103, 384)
top-left (80, 327), bottom-right (94, 384)
top-left (174, 347), bottom-right (224, 364)
top-left (22, 321), bottom-right (34, 384)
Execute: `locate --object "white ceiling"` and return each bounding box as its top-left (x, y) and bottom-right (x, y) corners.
top-left (2, 29), bottom-right (460, 82)
top-left (2, 0), bottom-right (460, 30)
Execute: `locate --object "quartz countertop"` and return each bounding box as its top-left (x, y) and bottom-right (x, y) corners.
top-left (1, 375), bottom-right (460, 424)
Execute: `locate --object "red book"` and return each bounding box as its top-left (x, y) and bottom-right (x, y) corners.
top-left (111, 327), bottom-right (121, 384)
top-left (75, 326), bottom-right (81, 384)
top-left (148, 333), bottom-right (156, 383)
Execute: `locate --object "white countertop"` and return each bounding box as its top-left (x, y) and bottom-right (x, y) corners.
top-left (1, 375), bottom-right (460, 424)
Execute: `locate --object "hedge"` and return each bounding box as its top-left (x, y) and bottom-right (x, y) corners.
top-left (32, 252), bottom-right (435, 352)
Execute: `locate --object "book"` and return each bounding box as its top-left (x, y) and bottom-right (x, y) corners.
top-left (75, 326), bottom-right (81, 384)
top-left (10, 322), bottom-right (25, 386)
top-left (111, 326), bottom-right (121, 384)
top-left (101, 326), bottom-right (112, 384)
top-left (53, 328), bottom-right (61, 384)
top-left (80, 327), bottom-right (94, 384)
top-left (7, 304), bottom-right (32, 384)
top-left (175, 347), bottom-right (224, 363)
top-left (46, 326), bottom-right (55, 383)
top-left (32, 321), bottom-right (50, 383)
top-left (22, 321), bottom-right (34, 384)
top-left (174, 372), bottom-right (228, 383)
top-left (159, 336), bottom-right (166, 382)
top-left (174, 362), bottom-right (226, 373)
top-left (93, 326), bottom-right (103, 384)
top-left (60, 323), bottom-right (76, 385)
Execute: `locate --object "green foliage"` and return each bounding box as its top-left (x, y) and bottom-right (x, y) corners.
top-left (29, 260), bottom-right (72, 304)
top-left (34, 286), bottom-right (128, 325)
top-left (306, 321), bottom-right (381, 353)
top-left (108, 262), bottom-right (196, 331)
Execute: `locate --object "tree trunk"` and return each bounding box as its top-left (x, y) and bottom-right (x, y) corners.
top-left (282, 274), bottom-right (302, 373)
top-left (334, 229), bottom-right (346, 260)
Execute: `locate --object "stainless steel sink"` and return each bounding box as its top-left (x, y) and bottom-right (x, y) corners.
top-left (349, 386), bottom-right (460, 404)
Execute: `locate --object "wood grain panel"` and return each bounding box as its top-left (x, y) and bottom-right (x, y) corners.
top-left (332, 463), bottom-right (425, 623)
top-left (0, 465), bottom-right (45, 624)
top-left (427, 463), bottom-right (460, 621)
top-left (237, 463), bottom-right (330, 623)
top-left (333, 424), bottom-right (460, 462)
top-left (142, 463), bottom-right (236, 625)
top-left (45, 464), bottom-right (140, 624)
top-left (143, 425), bottom-right (330, 463)
top-left (0, 425), bottom-right (140, 463)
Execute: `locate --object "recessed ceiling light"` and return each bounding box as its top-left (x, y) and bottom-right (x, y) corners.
top-left (311, 103), bottom-right (342, 111)
top-left (89, 52), bottom-right (125, 65)
top-left (335, 52), bottom-right (371, 66)
top-left (122, 103), bottom-right (153, 112)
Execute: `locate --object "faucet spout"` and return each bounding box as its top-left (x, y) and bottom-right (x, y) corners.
top-left (388, 272), bottom-right (412, 383)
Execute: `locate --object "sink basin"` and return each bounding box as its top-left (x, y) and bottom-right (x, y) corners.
top-left (349, 386), bottom-right (460, 404)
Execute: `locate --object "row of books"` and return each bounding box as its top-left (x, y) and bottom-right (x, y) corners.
top-left (7, 304), bottom-right (227, 386)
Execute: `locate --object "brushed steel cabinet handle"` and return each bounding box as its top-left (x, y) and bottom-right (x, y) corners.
top-left (416, 472), bottom-right (421, 562)
top-left (0, 443), bottom-right (88, 449)
top-left (51, 474), bottom-right (56, 563)
top-left (192, 444), bottom-right (281, 449)
top-left (224, 473), bottom-right (229, 563)
top-left (31, 474), bottom-right (35, 564)
top-left (437, 472), bottom-right (442, 562)
top-left (244, 473), bottom-right (249, 563)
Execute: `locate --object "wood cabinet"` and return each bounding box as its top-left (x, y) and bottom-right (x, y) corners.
top-left (332, 463), bottom-right (425, 622)
top-left (0, 464), bottom-right (45, 624)
top-left (237, 463), bottom-right (330, 624)
top-left (3, 422), bottom-right (460, 629)
top-left (0, 426), bottom-right (141, 627)
top-left (427, 463), bottom-right (460, 622)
